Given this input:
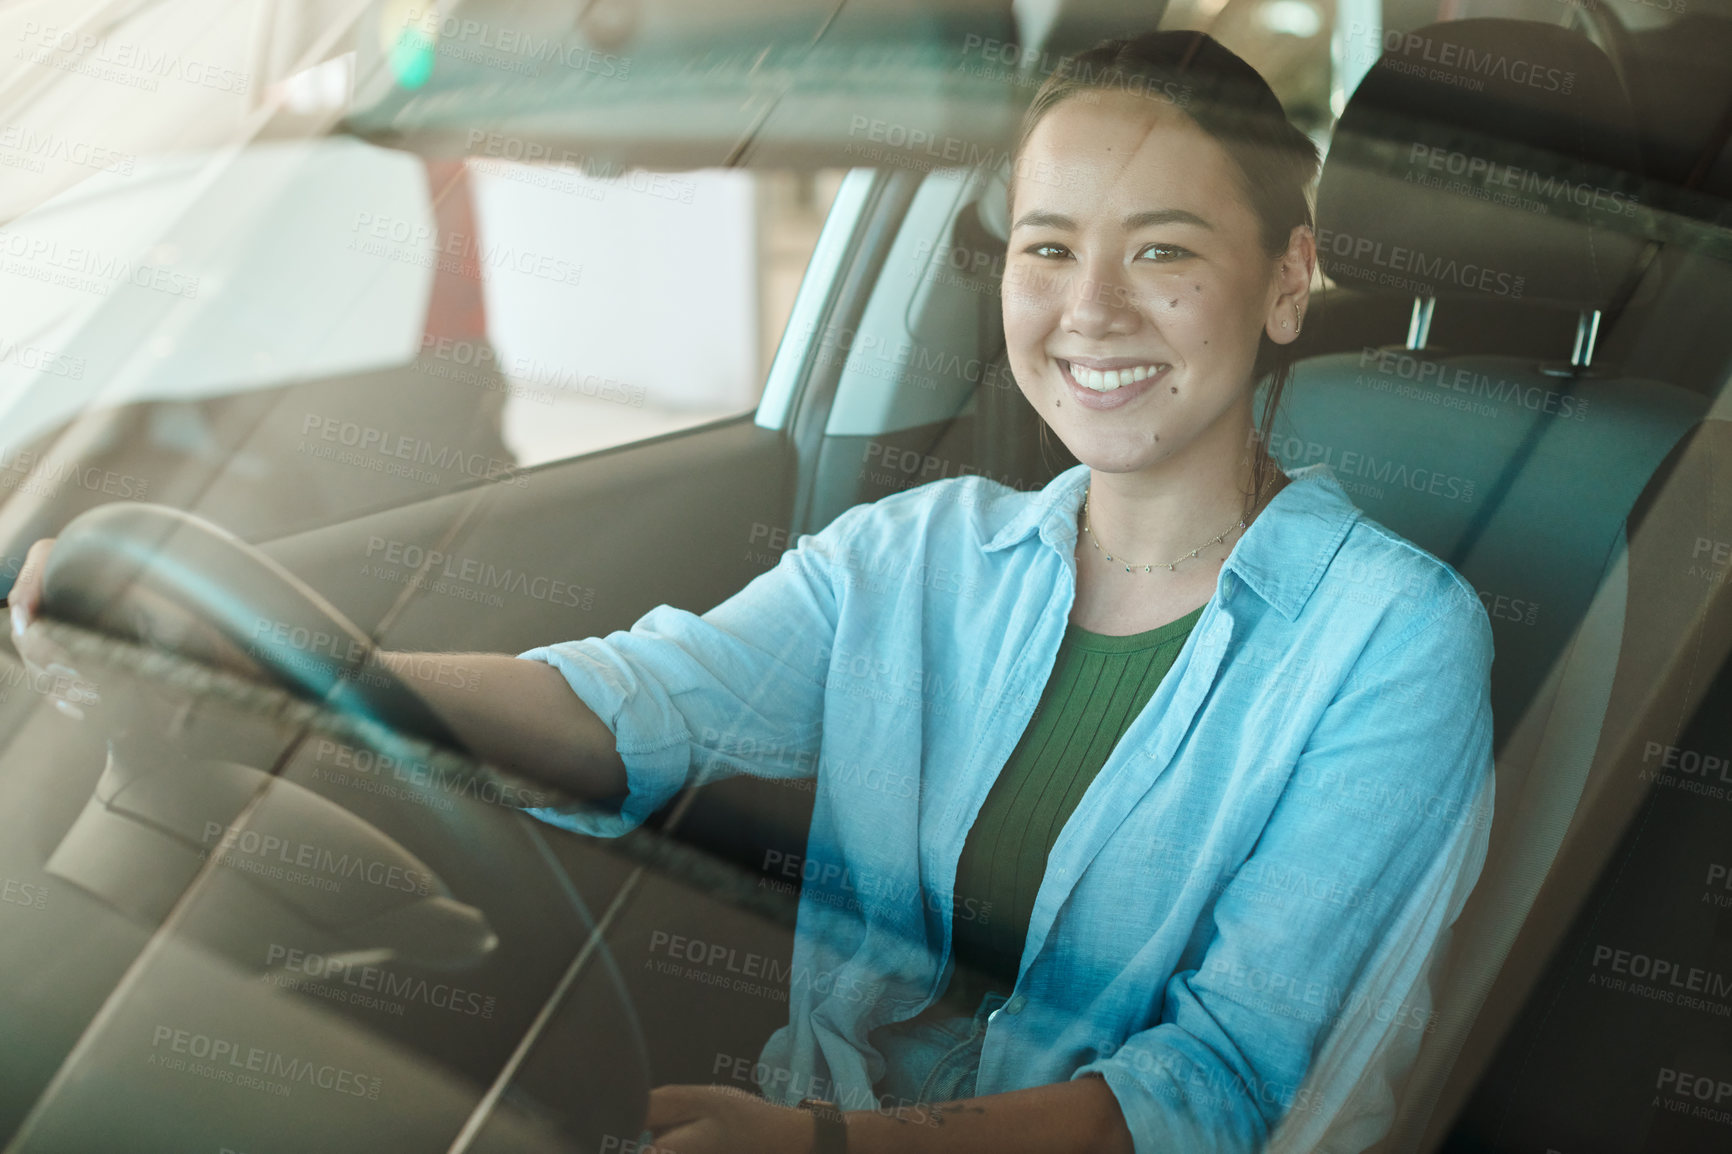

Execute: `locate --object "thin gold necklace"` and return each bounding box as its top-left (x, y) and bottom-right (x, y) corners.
top-left (1081, 468), bottom-right (1279, 574)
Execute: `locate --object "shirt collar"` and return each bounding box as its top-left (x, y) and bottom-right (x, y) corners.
top-left (982, 461), bottom-right (1362, 622)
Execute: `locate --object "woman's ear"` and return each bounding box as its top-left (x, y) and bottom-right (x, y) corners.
top-left (1265, 225), bottom-right (1316, 345)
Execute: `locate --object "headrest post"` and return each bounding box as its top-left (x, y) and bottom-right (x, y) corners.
top-left (1315, 21), bottom-right (1645, 329)
top-left (1405, 296), bottom-right (1436, 352)
top-left (1570, 309), bottom-right (1603, 369)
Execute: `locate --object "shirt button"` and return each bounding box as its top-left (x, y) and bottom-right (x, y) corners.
top-left (1005, 995), bottom-right (1027, 1015)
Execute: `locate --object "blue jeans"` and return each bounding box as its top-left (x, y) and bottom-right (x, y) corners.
top-left (869, 990), bottom-right (1008, 1107)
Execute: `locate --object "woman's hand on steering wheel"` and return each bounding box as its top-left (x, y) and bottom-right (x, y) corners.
top-left (642, 1085), bottom-right (816, 1154)
top-left (9, 537), bottom-right (101, 721)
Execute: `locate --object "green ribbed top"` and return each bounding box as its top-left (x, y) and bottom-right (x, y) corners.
top-left (947, 603), bottom-right (1205, 1001)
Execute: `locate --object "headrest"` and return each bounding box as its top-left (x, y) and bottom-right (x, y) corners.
top-left (1316, 19), bottom-right (1646, 312)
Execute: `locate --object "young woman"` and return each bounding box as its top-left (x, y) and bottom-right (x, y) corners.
top-left (9, 30), bottom-right (1495, 1154)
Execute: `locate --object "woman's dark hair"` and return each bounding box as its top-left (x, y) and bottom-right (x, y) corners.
top-left (1009, 31), bottom-right (1321, 507)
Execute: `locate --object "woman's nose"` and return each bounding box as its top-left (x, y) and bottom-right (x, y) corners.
top-left (1061, 258), bottom-right (1140, 338)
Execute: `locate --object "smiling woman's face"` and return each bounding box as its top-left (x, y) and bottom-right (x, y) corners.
top-left (1003, 91), bottom-right (1293, 477)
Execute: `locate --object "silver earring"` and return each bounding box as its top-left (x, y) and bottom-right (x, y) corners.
top-left (1280, 319), bottom-right (1290, 330)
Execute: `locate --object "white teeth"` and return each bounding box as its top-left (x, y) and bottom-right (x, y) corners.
top-left (1067, 362), bottom-right (1164, 392)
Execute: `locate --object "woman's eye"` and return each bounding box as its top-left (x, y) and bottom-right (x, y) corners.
top-left (1136, 243), bottom-right (1190, 262)
top-left (1025, 242), bottom-right (1071, 259)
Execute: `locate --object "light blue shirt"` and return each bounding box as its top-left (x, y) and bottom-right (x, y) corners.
top-left (521, 462), bottom-right (1496, 1154)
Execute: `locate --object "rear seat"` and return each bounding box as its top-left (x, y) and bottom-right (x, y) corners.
top-left (1257, 20), bottom-right (1714, 1151)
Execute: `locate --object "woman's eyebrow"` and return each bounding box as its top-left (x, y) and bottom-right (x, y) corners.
top-left (1124, 208), bottom-right (1214, 231)
top-left (1010, 208), bottom-right (1214, 231)
top-left (1011, 209), bottom-right (1076, 231)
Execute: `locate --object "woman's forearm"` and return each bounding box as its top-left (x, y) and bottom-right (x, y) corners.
top-left (376, 651), bottom-right (628, 802)
top-left (842, 1075), bottom-right (1134, 1154)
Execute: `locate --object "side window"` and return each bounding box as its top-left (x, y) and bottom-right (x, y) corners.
top-left (804, 165), bottom-right (1032, 529)
top-left (468, 163), bottom-right (847, 466)
top-left (822, 167), bottom-right (987, 441)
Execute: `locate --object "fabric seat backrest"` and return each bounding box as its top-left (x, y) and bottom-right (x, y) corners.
top-left (1259, 20), bottom-right (1710, 1151)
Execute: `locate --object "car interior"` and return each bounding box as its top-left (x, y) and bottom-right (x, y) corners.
top-left (2, 0), bottom-right (1732, 1151)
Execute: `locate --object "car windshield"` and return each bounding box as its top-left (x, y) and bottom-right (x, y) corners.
top-left (4, 2), bottom-right (1732, 1154)
top-left (0, 124), bottom-right (845, 547)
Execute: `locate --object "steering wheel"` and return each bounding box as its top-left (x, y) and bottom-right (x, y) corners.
top-left (41, 501), bottom-right (465, 749)
top-left (21, 501), bottom-right (650, 1151)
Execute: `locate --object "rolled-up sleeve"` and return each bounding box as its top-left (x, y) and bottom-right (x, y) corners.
top-left (1074, 594), bottom-right (1497, 1154)
top-left (517, 503), bottom-right (868, 839)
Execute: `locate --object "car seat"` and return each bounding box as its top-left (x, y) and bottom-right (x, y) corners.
top-left (1255, 19), bottom-right (1716, 1152)
top-left (809, 17), bottom-right (1727, 1146)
